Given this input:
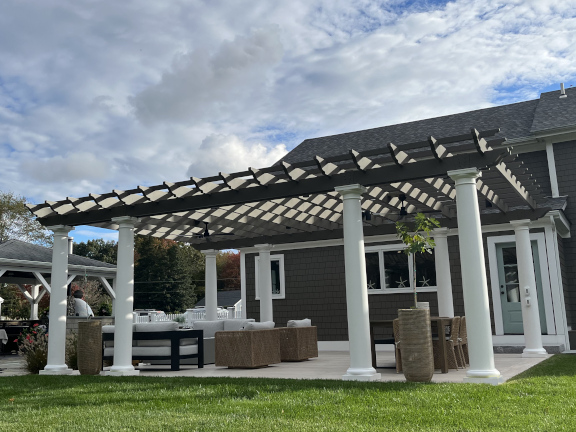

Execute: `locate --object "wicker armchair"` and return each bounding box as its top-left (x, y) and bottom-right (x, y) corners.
top-left (215, 329), bottom-right (281, 368)
top-left (393, 318), bottom-right (402, 373)
top-left (458, 316), bottom-right (469, 366)
top-left (278, 326), bottom-right (318, 361)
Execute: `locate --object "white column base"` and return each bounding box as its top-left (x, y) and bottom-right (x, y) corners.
top-left (104, 366), bottom-right (140, 376)
top-left (464, 369), bottom-right (503, 385)
top-left (522, 348), bottom-right (548, 358)
top-left (463, 376), bottom-right (505, 385)
top-left (40, 365), bottom-right (79, 376)
top-left (342, 367), bottom-right (381, 382)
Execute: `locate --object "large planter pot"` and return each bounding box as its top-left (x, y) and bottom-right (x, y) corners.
top-left (398, 308), bottom-right (434, 382)
top-left (77, 320), bottom-right (102, 375)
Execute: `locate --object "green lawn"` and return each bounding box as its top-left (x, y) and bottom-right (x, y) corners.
top-left (1, 355), bottom-right (575, 431)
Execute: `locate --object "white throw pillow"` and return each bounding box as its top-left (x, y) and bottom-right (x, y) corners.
top-left (287, 318), bottom-right (312, 328)
top-left (224, 319), bottom-right (255, 332)
top-left (192, 320), bottom-right (225, 338)
top-left (243, 321), bottom-right (275, 331)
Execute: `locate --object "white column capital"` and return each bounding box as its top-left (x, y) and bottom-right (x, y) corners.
top-left (254, 243), bottom-right (273, 252)
top-left (46, 225), bottom-right (75, 235)
top-left (447, 167), bottom-right (481, 184)
top-left (510, 219), bottom-right (531, 230)
top-left (112, 216), bottom-right (139, 228)
top-left (432, 227), bottom-right (450, 238)
top-left (201, 249), bottom-right (218, 257)
top-left (335, 184), bottom-right (367, 198)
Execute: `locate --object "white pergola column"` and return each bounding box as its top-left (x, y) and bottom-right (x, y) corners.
top-left (433, 228), bottom-right (454, 318)
top-left (30, 285), bottom-right (40, 320)
top-left (106, 216), bottom-right (139, 376)
top-left (447, 168), bottom-right (503, 385)
top-left (335, 184), bottom-right (381, 382)
top-left (41, 225), bottom-right (76, 375)
top-left (510, 220), bottom-right (547, 357)
top-left (255, 244), bottom-right (274, 323)
top-left (202, 249), bottom-right (218, 321)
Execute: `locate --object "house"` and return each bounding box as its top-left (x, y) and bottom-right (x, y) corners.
top-left (27, 84), bottom-right (575, 383)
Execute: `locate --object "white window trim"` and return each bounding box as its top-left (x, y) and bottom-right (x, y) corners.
top-left (365, 243), bottom-right (437, 295)
top-left (254, 254), bottom-right (285, 300)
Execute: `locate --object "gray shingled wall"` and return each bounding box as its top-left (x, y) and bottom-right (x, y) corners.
top-left (245, 230), bottom-right (520, 340)
top-left (516, 151), bottom-right (552, 197)
top-left (554, 140), bottom-right (576, 328)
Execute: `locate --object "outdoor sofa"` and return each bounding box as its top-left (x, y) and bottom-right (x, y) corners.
top-left (102, 321), bottom-right (204, 371)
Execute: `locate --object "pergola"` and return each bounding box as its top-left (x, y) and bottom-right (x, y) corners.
top-left (29, 128), bottom-right (550, 383)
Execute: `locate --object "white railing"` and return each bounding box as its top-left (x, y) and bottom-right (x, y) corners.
top-left (133, 305), bottom-right (243, 326)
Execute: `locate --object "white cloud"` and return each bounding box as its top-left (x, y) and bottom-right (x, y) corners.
top-left (130, 26), bottom-right (284, 125)
top-left (187, 134), bottom-right (287, 178)
top-left (0, 0), bottom-right (574, 212)
top-left (20, 153), bottom-right (110, 183)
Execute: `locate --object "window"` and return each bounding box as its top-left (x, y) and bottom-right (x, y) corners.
top-left (255, 254), bottom-right (285, 299)
top-left (366, 245), bottom-right (436, 294)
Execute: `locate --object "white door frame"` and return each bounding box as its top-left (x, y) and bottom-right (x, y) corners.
top-left (487, 233), bottom-right (555, 336)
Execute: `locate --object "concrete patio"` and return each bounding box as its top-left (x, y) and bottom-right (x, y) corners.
top-left (0, 351), bottom-right (552, 381)
top-left (130, 351), bottom-right (551, 382)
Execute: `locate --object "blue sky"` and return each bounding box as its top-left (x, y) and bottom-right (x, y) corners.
top-left (1, 0), bottom-right (575, 244)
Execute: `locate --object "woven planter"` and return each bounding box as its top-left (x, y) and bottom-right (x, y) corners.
top-left (77, 320), bottom-right (102, 375)
top-left (398, 308), bottom-right (434, 382)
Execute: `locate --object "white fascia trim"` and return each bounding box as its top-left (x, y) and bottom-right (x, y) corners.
top-left (546, 142), bottom-right (560, 198)
top-left (0, 258), bottom-right (116, 277)
top-left (492, 334), bottom-right (567, 347)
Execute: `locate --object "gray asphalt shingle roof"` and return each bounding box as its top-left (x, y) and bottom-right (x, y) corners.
top-left (0, 239), bottom-right (116, 268)
top-left (195, 290), bottom-right (241, 308)
top-left (281, 87), bottom-right (575, 164)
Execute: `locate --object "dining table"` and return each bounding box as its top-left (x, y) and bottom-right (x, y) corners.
top-left (370, 316), bottom-right (453, 374)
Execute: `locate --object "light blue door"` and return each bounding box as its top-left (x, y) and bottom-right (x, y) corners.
top-left (496, 241), bottom-right (547, 335)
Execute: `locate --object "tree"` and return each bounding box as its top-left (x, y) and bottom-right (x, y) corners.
top-left (396, 213), bottom-right (440, 308)
top-left (73, 239), bottom-right (117, 264)
top-left (217, 251), bottom-right (240, 290)
top-left (0, 191), bottom-right (52, 246)
top-left (133, 236), bottom-right (204, 312)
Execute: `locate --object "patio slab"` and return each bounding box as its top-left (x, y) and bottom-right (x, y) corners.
top-left (1, 351), bottom-right (551, 382)
top-left (134, 351), bottom-right (552, 382)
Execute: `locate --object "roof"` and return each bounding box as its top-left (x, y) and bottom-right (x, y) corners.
top-left (281, 87), bottom-right (576, 164)
top-left (195, 290), bottom-right (241, 308)
top-left (0, 239), bottom-right (116, 269)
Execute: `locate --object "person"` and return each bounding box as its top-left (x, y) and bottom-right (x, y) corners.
top-left (73, 290), bottom-right (94, 317)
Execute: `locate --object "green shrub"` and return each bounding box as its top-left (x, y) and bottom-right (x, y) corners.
top-left (66, 331), bottom-right (78, 370)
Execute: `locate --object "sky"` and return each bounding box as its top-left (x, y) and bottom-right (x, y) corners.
top-left (1, 0), bottom-right (575, 243)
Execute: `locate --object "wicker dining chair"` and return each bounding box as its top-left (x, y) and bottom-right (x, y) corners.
top-left (393, 318), bottom-right (402, 373)
top-left (433, 316), bottom-right (461, 370)
top-left (458, 316), bottom-right (469, 366)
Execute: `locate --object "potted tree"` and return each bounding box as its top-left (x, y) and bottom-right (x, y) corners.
top-left (395, 213), bottom-right (439, 382)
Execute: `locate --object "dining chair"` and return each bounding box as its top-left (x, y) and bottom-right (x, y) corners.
top-left (433, 316), bottom-right (461, 370)
top-left (393, 318), bottom-right (402, 373)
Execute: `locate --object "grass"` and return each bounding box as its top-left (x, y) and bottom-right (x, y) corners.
top-left (1, 355), bottom-right (575, 431)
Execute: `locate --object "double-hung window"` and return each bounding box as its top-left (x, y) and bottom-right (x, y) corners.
top-left (365, 244), bottom-right (436, 294)
top-left (254, 254), bottom-right (285, 299)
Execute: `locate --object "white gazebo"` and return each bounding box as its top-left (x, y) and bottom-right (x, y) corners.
top-left (28, 128), bottom-right (550, 383)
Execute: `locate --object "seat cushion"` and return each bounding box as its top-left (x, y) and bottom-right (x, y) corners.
top-left (243, 321), bottom-right (275, 330)
top-left (287, 318), bottom-right (312, 328)
top-left (224, 319), bottom-right (255, 331)
top-left (192, 320), bottom-right (225, 338)
top-left (135, 322), bottom-right (178, 332)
